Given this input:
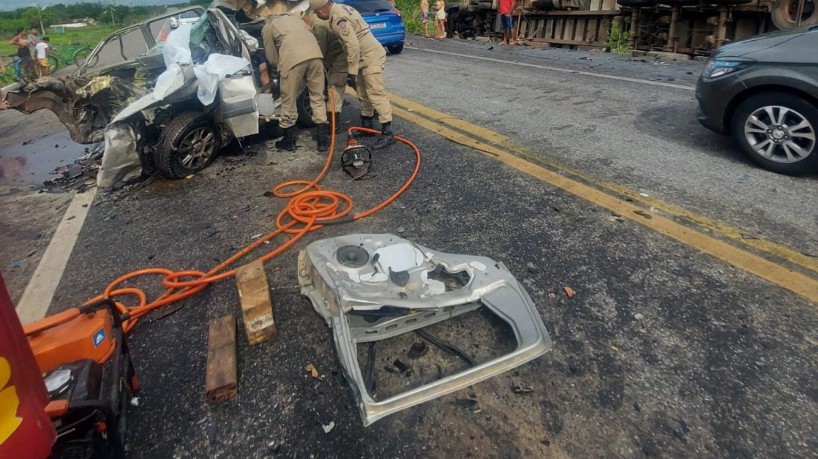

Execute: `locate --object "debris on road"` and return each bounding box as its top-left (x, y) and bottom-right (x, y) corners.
top-left (392, 359), bottom-right (412, 376)
top-left (455, 397), bottom-right (482, 414)
top-left (298, 234), bottom-right (552, 426)
top-left (563, 286), bottom-right (575, 298)
top-left (7, 259), bottom-right (24, 268)
top-left (41, 142), bottom-right (103, 193)
top-left (322, 421), bottom-right (335, 434)
top-left (511, 379), bottom-right (534, 394)
top-left (305, 363), bottom-right (320, 378)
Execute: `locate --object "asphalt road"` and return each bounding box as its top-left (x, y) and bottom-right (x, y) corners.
top-left (9, 38), bottom-right (818, 458)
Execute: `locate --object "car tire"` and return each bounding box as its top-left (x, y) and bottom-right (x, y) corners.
top-left (731, 92), bottom-right (818, 176)
top-left (387, 43), bottom-right (404, 54)
top-left (156, 112), bottom-right (220, 179)
top-left (297, 87), bottom-right (316, 128)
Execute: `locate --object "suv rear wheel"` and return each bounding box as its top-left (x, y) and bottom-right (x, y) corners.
top-left (731, 92), bottom-right (818, 175)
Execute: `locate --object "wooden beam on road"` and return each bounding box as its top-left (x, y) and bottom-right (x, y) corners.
top-left (206, 315), bottom-right (238, 402)
top-left (235, 260), bottom-right (276, 345)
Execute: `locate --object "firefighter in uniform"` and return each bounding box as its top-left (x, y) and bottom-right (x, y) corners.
top-left (262, 13), bottom-right (330, 151)
top-left (310, 0), bottom-right (395, 148)
top-left (309, 14), bottom-right (348, 131)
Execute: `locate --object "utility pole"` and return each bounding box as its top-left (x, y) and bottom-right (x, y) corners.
top-left (37, 5), bottom-right (45, 35)
top-left (110, 0), bottom-right (116, 26)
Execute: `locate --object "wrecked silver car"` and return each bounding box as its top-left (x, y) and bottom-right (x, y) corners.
top-left (298, 234), bottom-right (553, 426)
top-left (2, 1), bottom-right (314, 188)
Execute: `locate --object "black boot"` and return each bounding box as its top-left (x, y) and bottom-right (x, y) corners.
top-left (359, 115), bottom-right (376, 136)
top-left (372, 121), bottom-right (396, 150)
top-left (275, 126), bottom-right (297, 151)
top-left (316, 123), bottom-right (330, 152)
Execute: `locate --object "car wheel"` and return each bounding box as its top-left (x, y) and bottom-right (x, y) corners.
top-left (297, 87), bottom-right (316, 128)
top-left (156, 112), bottom-right (220, 179)
top-left (387, 43), bottom-right (404, 54)
top-left (731, 92), bottom-right (818, 175)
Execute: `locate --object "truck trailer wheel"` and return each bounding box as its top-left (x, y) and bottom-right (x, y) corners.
top-left (771, 0), bottom-right (818, 29)
top-left (156, 112), bottom-right (220, 179)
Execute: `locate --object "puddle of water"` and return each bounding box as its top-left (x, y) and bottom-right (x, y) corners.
top-left (0, 131), bottom-right (88, 185)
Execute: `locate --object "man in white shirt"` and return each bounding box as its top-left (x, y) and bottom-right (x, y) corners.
top-left (35, 37), bottom-right (49, 78)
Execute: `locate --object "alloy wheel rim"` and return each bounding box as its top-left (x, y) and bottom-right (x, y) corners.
top-left (744, 105), bottom-right (816, 164)
top-left (178, 127), bottom-right (215, 169)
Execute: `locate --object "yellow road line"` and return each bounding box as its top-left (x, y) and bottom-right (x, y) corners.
top-left (389, 92), bottom-right (818, 276)
top-left (388, 99), bottom-right (818, 303)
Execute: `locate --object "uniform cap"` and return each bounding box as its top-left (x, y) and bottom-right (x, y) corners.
top-left (309, 0), bottom-right (331, 10)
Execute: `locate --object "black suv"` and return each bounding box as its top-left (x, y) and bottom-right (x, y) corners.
top-left (696, 27), bottom-right (818, 175)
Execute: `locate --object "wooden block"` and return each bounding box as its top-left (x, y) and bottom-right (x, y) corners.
top-left (236, 260), bottom-right (276, 345)
top-left (206, 315), bottom-right (238, 402)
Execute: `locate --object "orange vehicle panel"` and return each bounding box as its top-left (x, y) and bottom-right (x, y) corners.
top-left (27, 311), bottom-right (115, 373)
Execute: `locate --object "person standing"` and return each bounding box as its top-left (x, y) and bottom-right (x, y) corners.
top-left (10, 28), bottom-right (29, 80)
top-left (311, 0), bottom-right (395, 149)
top-left (26, 27), bottom-right (41, 59)
top-left (309, 13), bottom-right (348, 130)
top-left (498, 0), bottom-right (516, 45)
top-left (35, 37), bottom-right (50, 78)
top-left (420, 0), bottom-right (431, 38)
top-left (262, 13), bottom-right (330, 152)
top-left (433, 0), bottom-right (446, 39)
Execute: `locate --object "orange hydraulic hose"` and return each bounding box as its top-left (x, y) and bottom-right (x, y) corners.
top-left (83, 87), bottom-right (421, 333)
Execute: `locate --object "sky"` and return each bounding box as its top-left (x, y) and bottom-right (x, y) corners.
top-left (0, 0), bottom-right (179, 10)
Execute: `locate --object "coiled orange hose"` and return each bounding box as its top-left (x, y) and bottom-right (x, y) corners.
top-left (85, 88), bottom-right (421, 333)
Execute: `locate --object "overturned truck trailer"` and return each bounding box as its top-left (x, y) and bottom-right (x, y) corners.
top-left (447, 0), bottom-right (816, 56)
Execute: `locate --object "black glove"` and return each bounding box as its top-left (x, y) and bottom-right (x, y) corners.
top-left (347, 74), bottom-right (357, 89)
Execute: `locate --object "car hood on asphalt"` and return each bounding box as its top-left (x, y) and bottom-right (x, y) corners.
top-left (716, 27), bottom-right (812, 58)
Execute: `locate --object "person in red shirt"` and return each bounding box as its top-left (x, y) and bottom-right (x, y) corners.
top-left (498, 0), bottom-right (516, 45)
